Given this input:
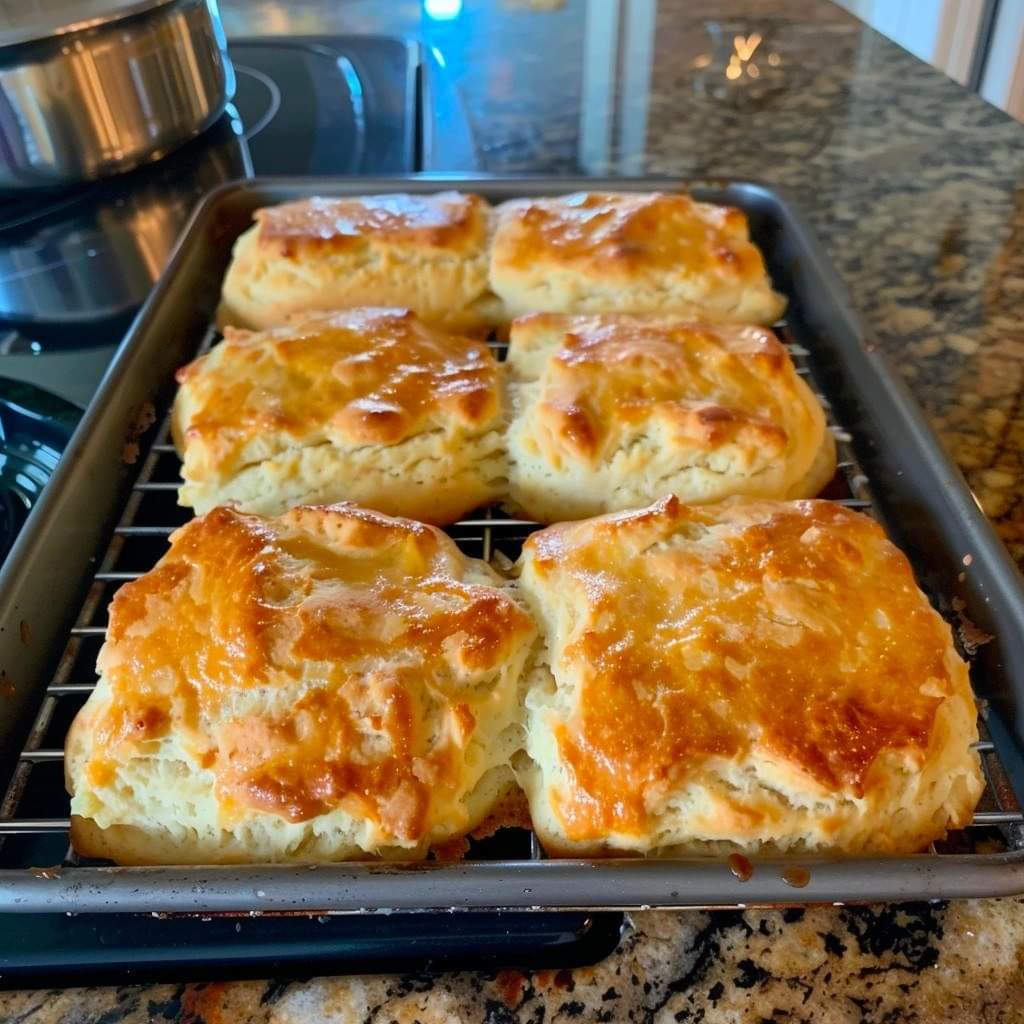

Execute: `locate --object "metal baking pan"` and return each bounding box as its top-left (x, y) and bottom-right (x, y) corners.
top-left (0, 176), bottom-right (1021, 932)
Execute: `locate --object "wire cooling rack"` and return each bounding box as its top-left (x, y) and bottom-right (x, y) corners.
top-left (0, 321), bottom-right (1020, 912)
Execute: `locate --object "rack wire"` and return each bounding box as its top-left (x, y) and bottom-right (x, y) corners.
top-left (0, 322), bottom-right (1020, 884)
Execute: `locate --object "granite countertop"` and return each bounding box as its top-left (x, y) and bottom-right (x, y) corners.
top-left (1, 900), bottom-right (1020, 1022)
top-left (5, 0), bottom-right (1024, 1020)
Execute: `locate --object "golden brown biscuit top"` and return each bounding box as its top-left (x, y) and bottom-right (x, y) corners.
top-left (88, 503), bottom-right (535, 837)
top-left (175, 308), bottom-right (501, 477)
top-left (522, 497), bottom-right (963, 842)
top-left (492, 191), bottom-right (766, 280)
top-left (255, 191), bottom-right (489, 256)
top-left (511, 313), bottom-right (795, 461)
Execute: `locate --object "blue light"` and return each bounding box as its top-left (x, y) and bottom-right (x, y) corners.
top-left (424, 0), bottom-right (462, 20)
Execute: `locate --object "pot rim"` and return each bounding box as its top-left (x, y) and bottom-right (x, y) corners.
top-left (0, 0), bottom-right (186, 51)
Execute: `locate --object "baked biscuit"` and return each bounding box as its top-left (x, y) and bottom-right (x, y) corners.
top-left (505, 313), bottom-right (834, 522)
top-left (172, 308), bottom-right (506, 524)
top-left (219, 191), bottom-right (499, 332)
top-left (516, 496), bottom-right (983, 856)
top-left (490, 191), bottom-right (786, 324)
top-left (66, 503), bottom-right (537, 865)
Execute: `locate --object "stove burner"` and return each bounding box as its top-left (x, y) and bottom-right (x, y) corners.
top-left (227, 38), bottom-right (385, 176)
top-left (0, 452), bottom-right (46, 559)
top-left (0, 379), bottom-right (76, 562)
top-left (232, 63), bottom-right (282, 142)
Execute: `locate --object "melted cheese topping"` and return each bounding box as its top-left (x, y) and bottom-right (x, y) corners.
top-left (256, 192), bottom-right (488, 255)
top-left (522, 497), bottom-right (958, 842)
top-left (493, 191), bottom-right (765, 279)
top-left (91, 504), bottom-right (534, 837)
top-left (514, 314), bottom-right (793, 462)
top-left (175, 308), bottom-right (501, 479)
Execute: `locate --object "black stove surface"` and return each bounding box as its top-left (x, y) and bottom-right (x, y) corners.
top-left (0, 34), bottom-right (472, 563)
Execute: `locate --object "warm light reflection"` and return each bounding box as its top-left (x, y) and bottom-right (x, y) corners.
top-left (768, 51), bottom-right (781, 66)
top-left (724, 31), bottom-right (767, 83)
top-left (733, 32), bottom-right (762, 61)
top-left (692, 53), bottom-right (712, 69)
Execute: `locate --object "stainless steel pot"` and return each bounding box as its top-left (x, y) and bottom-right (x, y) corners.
top-left (0, 0), bottom-right (234, 189)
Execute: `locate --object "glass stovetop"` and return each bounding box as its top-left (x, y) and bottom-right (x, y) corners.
top-left (0, 34), bottom-right (474, 562)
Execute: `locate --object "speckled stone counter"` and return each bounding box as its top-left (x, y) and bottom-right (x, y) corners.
top-left (5, 1), bottom-right (1024, 1020)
